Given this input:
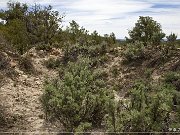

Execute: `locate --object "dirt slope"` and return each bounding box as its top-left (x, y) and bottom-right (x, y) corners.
top-left (0, 48), bottom-right (62, 132)
top-left (105, 47), bottom-right (180, 102)
top-left (0, 46), bottom-right (179, 133)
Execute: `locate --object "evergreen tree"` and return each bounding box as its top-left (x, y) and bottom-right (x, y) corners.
top-left (26, 4), bottom-right (63, 44)
top-left (66, 20), bottom-right (89, 43)
top-left (0, 2), bottom-right (63, 53)
top-left (126, 16), bottom-right (165, 46)
top-left (1, 2), bottom-right (28, 23)
top-left (0, 2), bottom-right (29, 54)
top-left (166, 33), bottom-right (177, 42)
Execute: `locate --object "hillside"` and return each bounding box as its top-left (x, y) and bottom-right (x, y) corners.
top-left (0, 2), bottom-right (180, 134)
top-left (0, 44), bottom-right (180, 133)
top-left (0, 48), bottom-right (63, 132)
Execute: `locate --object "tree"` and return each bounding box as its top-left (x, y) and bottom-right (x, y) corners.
top-left (109, 32), bottom-right (116, 44)
top-left (0, 2), bottom-right (29, 54)
top-left (0, 2), bottom-right (64, 53)
top-left (166, 33), bottom-right (177, 42)
top-left (164, 33), bottom-right (177, 50)
top-left (103, 33), bottom-right (116, 44)
top-left (66, 20), bottom-right (89, 43)
top-left (90, 30), bottom-right (102, 44)
top-left (0, 2), bottom-right (28, 24)
top-left (4, 19), bottom-right (29, 54)
top-left (126, 16), bottom-right (165, 46)
top-left (26, 4), bottom-right (63, 44)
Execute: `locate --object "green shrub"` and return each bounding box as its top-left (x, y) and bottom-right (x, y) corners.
top-left (62, 41), bottom-right (110, 67)
top-left (164, 71), bottom-right (180, 91)
top-left (106, 80), bottom-right (175, 132)
top-left (62, 44), bottom-right (83, 64)
top-left (19, 56), bottom-right (35, 74)
top-left (74, 122), bottom-right (92, 133)
top-left (4, 68), bottom-right (18, 80)
top-left (166, 33), bottom-right (177, 50)
top-left (0, 52), bottom-right (10, 70)
top-left (0, 52), bottom-right (18, 79)
top-left (164, 72), bottom-right (180, 85)
top-left (160, 43), bottom-right (175, 57)
top-left (163, 72), bottom-right (180, 114)
top-left (0, 105), bottom-right (8, 128)
top-left (0, 73), bottom-right (3, 86)
top-left (89, 55), bottom-right (109, 68)
top-left (112, 82), bottom-right (123, 92)
top-left (44, 57), bottom-right (61, 69)
top-left (144, 68), bottom-right (153, 79)
top-left (123, 41), bottom-right (145, 62)
top-left (146, 51), bottom-right (169, 68)
top-left (110, 65), bottom-right (119, 77)
top-left (42, 57), bottom-right (114, 131)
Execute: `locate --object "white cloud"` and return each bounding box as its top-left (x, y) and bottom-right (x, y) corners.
top-left (0, 0), bottom-right (180, 38)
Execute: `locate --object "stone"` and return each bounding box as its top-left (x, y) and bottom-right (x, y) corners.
top-left (35, 80), bottom-right (41, 85)
top-left (10, 61), bottom-right (16, 68)
top-left (22, 75), bottom-right (28, 79)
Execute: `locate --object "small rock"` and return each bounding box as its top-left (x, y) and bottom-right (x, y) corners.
top-left (35, 81), bottom-right (41, 85)
top-left (22, 75), bottom-right (28, 79)
top-left (10, 61), bottom-right (17, 68)
top-left (49, 55), bottom-right (57, 59)
top-left (34, 77), bottom-right (39, 81)
top-left (1, 52), bottom-right (8, 57)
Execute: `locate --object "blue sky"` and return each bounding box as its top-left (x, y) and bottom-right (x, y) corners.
top-left (0, 0), bottom-right (180, 38)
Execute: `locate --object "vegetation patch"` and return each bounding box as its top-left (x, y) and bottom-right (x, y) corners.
top-left (44, 57), bottom-right (61, 69)
top-left (106, 80), bottom-right (176, 132)
top-left (0, 52), bottom-right (10, 70)
top-left (0, 105), bottom-right (8, 129)
top-left (0, 52), bottom-right (18, 79)
top-left (18, 56), bottom-right (36, 74)
top-left (123, 41), bottom-right (145, 64)
top-left (41, 57), bottom-right (114, 132)
top-left (0, 1), bottom-right (180, 132)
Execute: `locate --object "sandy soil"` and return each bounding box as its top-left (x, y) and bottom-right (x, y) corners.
top-left (0, 48), bottom-right (62, 133)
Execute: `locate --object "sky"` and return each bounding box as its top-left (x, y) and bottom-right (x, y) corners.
top-left (0, 0), bottom-right (180, 39)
